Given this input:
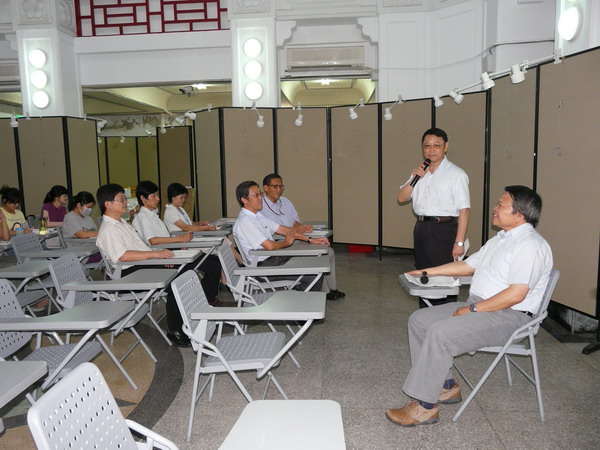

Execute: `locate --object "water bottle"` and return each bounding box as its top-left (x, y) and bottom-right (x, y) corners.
top-left (39, 217), bottom-right (48, 235)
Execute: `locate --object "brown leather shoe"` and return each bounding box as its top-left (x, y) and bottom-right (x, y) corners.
top-left (439, 383), bottom-right (462, 404)
top-left (386, 400), bottom-right (439, 427)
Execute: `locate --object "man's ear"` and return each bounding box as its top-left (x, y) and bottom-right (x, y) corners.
top-left (240, 196), bottom-right (248, 206)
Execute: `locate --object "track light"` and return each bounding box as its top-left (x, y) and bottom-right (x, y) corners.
top-left (184, 111), bottom-right (196, 121)
top-left (119, 136), bottom-right (125, 144)
top-left (250, 101), bottom-right (264, 128)
top-left (294, 102), bottom-right (303, 127)
top-left (349, 98), bottom-right (365, 120)
top-left (145, 129), bottom-right (153, 136)
top-left (160, 126), bottom-right (166, 134)
top-left (510, 63), bottom-right (526, 84)
top-left (449, 90), bottom-right (464, 104)
top-left (97, 136), bottom-right (102, 143)
top-left (9, 114), bottom-right (18, 128)
top-left (481, 72), bottom-right (495, 90)
top-left (433, 95), bottom-right (444, 108)
top-left (384, 94), bottom-right (404, 120)
top-left (174, 116), bottom-right (186, 126)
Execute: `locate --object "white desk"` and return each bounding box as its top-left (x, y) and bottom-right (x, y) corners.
top-left (398, 273), bottom-right (460, 297)
top-left (0, 260), bottom-right (54, 310)
top-left (0, 301), bottom-right (134, 389)
top-left (273, 230), bottom-right (333, 240)
top-left (171, 229), bottom-right (232, 238)
top-left (248, 241), bottom-right (329, 266)
top-left (153, 237), bottom-right (223, 249)
top-left (21, 244), bottom-right (99, 262)
top-left (113, 249), bottom-right (203, 278)
top-left (191, 290), bottom-right (325, 378)
top-left (220, 400), bottom-right (346, 450)
top-left (0, 241), bottom-right (11, 255)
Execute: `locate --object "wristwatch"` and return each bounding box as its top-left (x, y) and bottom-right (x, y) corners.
top-left (455, 241), bottom-right (464, 247)
top-left (469, 303), bottom-right (477, 313)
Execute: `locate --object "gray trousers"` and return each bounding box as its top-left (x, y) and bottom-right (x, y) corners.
top-left (323, 248), bottom-right (337, 292)
top-left (402, 299), bottom-right (530, 404)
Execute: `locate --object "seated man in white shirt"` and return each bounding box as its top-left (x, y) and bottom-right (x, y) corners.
top-left (258, 173), bottom-right (345, 300)
top-left (96, 183), bottom-right (190, 346)
top-left (132, 181), bottom-right (222, 307)
top-left (386, 185), bottom-right (553, 427)
top-left (233, 180), bottom-right (329, 292)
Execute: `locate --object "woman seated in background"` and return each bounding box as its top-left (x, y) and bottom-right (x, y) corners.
top-left (0, 209), bottom-right (9, 240)
top-left (0, 185), bottom-right (31, 235)
top-left (41, 185), bottom-right (69, 227)
top-left (62, 191), bottom-right (98, 238)
top-left (163, 183), bottom-right (217, 233)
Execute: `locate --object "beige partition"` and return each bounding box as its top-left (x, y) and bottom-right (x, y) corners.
top-left (381, 100), bottom-right (432, 248)
top-left (97, 138), bottom-right (107, 186)
top-left (489, 71), bottom-right (537, 237)
top-left (331, 104), bottom-right (378, 245)
top-left (276, 108), bottom-right (328, 222)
top-left (138, 137), bottom-right (158, 184)
top-left (195, 110), bottom-right (222, 221)
top-left (0, 119), bottom-right (19, 188)
top-left (158, 127), bottom-right (192, 212)
top-left (17, 117), bottom-right (67, 216)
top-left (436, 93), bottom-right (486, 253)
top-left (66, 118), bottom-right (100, 196)
top-left (223, 108), bottom-right (274, 216)
top-left (107, 137), bottom-right (138, 191)
top-left (537, 50), bottom-right (600, 315)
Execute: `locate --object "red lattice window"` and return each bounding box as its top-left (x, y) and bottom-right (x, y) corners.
top-left (75, 0), bottom-right (229, 37)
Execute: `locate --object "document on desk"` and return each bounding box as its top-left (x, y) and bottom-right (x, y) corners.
top-left (404, 273), bottom-right (460, 287)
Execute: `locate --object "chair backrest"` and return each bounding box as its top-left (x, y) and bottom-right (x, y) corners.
top-left (532, 269), bottom-right (560, 323)
top-left (216, 241), bottom-right (242, 288)
top-left (232, 234), bottom-right (251, 266)
top-left (56, 226), bottom-right (67, 249)
top-left (49, 254), bottom-right (94, 309)
top-left (27, 362), bottom-right (138, 450)
top-left (0, 279), bottom-right (33, 359)
top-left (26, 214), bottom-right (38, 229)
top-left (171, 270), bottom-right (216, 349)
top-left (11, 233), bottom-right (44, 263)
top-left (98, 248), bottom-right (118, 279)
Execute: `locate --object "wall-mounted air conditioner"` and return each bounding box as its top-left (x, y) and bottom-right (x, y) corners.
top-left (286, 46), bottom-right (365, 73)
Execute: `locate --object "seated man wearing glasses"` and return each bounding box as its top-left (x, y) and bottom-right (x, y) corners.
top-left (258, 173), bottom-right (345, 300)
top-left (233, 180), bottom-right (328, 292)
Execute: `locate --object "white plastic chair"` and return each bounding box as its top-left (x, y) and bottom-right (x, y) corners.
top-left (452, 269), bottom-right (560, 422)
top-left (0, 279), bottom-right (101, 396)
top-left (27, 362), bottom-right (179, 450)
top-left (48, 253), bottom-right (158, 390)
top-left (171, 270), bottom-right (288, 442)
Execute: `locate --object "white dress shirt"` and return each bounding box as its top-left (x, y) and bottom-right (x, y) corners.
top-left (163, 203), bottom-right (192, 232)
top-left (258, 196), bottom-right (299, 227)
top-left (132, 206), bottom-right (170, 245)
top-left (233, 208), bottom-right (279, 263)
top-left (97, 215), bottom-right (150, 270)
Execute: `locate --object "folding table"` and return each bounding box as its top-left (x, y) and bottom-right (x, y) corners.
top-left (19, 244), bottom-right (99, 263)
top-left (153, 237), bottom-right (224, 268)
top-left (0, 260), bottom-right (54, 312)
top-left (113, 248), bottom-right (203, 278)
top-left (248, 241), bottom-right (330, 266)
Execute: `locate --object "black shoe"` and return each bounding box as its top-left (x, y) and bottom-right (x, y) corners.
top-left (331, 289), bottom-right (345, 298)
top-left (167, 331), bottom-right (191, 347)
top-left (326, 290), bottom-right (345, 300)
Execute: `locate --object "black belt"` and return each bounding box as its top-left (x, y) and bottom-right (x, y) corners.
top-left (520, 310), bottom-right (533, 317)
top-left (417, 216), bottom-right (456, 223)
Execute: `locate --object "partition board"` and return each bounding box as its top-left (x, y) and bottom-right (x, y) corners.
top-left (107, 137), bottom-right (138, 190)
top-left (157, 127), bottom-right (192, 214)
top-left (138, 137), bottom-right (158, 185)
top-left (17, 117), bottom-right (67, 216)
top-left (98, 138), bottom-right (107, 186)
top-left (276, 108), bottom-right (328, 223)
top-left (331, 104), bottom-right (378, 245)
top-left (195, 110), bottom-right (222, 221)
top-left (537, 51), bottom-right (600, 315)
top-left (435, 92), bottom-right (486, 253)
top-left (0, 119), bottom-right (19, 188)
top-left (66, 118), bottom-right (100, 196)
top-left (381, 100), bottom-right (432, 248)
top-left (489, 71), bottom-right (537, 237)
top-left (222, 108), bottom-right (274, 217)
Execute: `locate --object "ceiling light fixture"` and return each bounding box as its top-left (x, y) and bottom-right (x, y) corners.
top-left (558, 5), bottom-right (581, 41)
top-left (294, 102), bottom-right (303, 127)
top-left (251, 101), bottom-right (264, 128)
top-left (243, 38), bottom-right (262, 58)
top-left (349, 98), bottom-right (365, 120)
top-left (32, 91), bottom-right (50, 109)
top-left (10, 114), bottom-right (18, 128)
top-left (433, 95), bottom-right (444, 108)
top-left (183, 104), bottom-right (213, 121)
top-left (449, 90), bottom-right (464, 104)
top-left (174, 116), bottom-right (186, 126)
top-left (145, 129), bottom-right (153, 136)
top-left (28, 49), bottom-right (47, 68)
top-left (481, 72), bottom-right (495, 90)
top-left (510, 63), bottom-right (526, 84)
top-left (384, 94), bottom-right (404, 120)
top-left (119, 136), bottom-right (125, 144)
top-left (160, 126), bottom-right (166, 134)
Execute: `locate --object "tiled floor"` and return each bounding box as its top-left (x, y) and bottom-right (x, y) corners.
top-left (2, 247), bottom-right (600, 449)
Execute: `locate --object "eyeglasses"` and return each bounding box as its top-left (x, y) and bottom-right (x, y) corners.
top-left (247, 191), bottom-right (264, 199)
top-left (422, 143), bottom-right (445, 150)
top-left (267, 184), bottom-right (285, 190)
top-left (111, 196), bottom-right (127, 204)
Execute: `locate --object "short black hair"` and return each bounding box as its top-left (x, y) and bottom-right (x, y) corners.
top-left (43, 185), bottom-right (69, 203)
top-left (263, 173), bottom-right (282, 187)
top-left (167, 183), bottom-right (188, 203)
top-left (505, 185), bottom-right (543, 228)
top-left (136, 180), bottom-right (159, 205)
top-left (96, 184), bottom-right (124, 214)
top-left (69, 191), bottom-right (96, 211)
top-left (421, 127), bottom-right (448, 143)
top-left (236, 181), bottom-right (259, 207)
top-left (0, 185), bottom-right (23, 205)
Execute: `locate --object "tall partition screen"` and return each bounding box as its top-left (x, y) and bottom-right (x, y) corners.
top-left (222, 108), bottom-right (274, 217)
top-left (331, 104), bottom-right (379, 245)
top-left (138, 137), bottom-right (159, 185)
top-left (195, 109), bottom-right (222, 221)
top-left (106, 137), bottom-right (138, 190)
top-left (158, 126), bottom-right (192, 212)
top-left (275, 108), bottom-right (328, 223)
top-left (537, 50), bottom-right (600, 316)
top-left (381, 100), bottom-right (432, 249)
top-left (0, 120), bottom-right (19, 189)
top-left (66, 118), bottom-right (100, 197)
top-left (436, 92), bottom-right (486, 253)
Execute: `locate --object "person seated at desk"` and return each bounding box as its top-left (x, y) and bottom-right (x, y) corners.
top-left (63, 191), bottom-right (99, 239)
top-left (259, 173), bottom-right (345, 300)
top-left (96, 183), bottom-right (190, 347)
top-left (0, 185), bottom-right (31, 235)
top-left (386, 185), bottom-right (552, 427)
top-left (132, 181), bottom-right (222, 307)
top-left (233, 180), bottom-right (328, 292)
top-left (163, 183), bottom-right (217, 233)
top-left (41, 185), bottom-right (69, 227)
top-left (0, 208), bottom-right (9, 241)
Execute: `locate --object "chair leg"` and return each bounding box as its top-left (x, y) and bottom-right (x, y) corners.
top-left (186, 352), bottom-right (204, 442)
top-left (452, 360), bottom-right (474, 390)
top-left (129, 327), bottom-right (157, 363)
top-left (144, 311), bottom-right (172, 346)
top-left (505, 354), bottom-right (513, 386)
top-left (95, 335), bottom-right (138, 390)
top-left (268, 373), bottom-right (289, 400)
top-left (528, 336), bottom-right (545, 422)
top-left (266, 322), bottom-right (300, 368)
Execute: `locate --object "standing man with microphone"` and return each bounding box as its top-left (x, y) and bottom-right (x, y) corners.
top-left (398, 128), bottom-right (470, 306)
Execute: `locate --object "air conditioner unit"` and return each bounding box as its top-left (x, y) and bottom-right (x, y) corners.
top-left (286, 46), bottom-right (365, 72)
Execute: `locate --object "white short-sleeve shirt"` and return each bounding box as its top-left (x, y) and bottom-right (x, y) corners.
top-left (132, 207), bottom-right (170, 245)
top-left (233, 208), bottom-right (279, 263)
top-left (96, 215), bottom-right (150, 269)
top-left (163, 203), bottom-right (192, 232)
top-left (258, 196), bottom-right (299, 227)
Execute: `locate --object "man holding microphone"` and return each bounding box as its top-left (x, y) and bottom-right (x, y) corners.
top-left (398, 128), bottom-right (470, 306)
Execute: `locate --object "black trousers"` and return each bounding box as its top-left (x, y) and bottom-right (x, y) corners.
top-left (121, 254), bottom-right (221, 333)
top-left (413, 219), bottom-right (458, 270)
top-left (257, 256), bottom-right (324, 291)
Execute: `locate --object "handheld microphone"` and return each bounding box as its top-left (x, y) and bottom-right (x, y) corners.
top-left (409, 158), bottom-right (431, 187)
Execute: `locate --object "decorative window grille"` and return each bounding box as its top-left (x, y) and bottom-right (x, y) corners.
top-left (74, 0), bottom-right (229, 37)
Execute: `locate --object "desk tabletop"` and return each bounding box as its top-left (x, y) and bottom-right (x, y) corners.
top-left (171, 229), bottom-right (232, 238)
top-left (234, 256), bottom-right (330, 276)
top-left (0, 361), bottom-right (48, 408)
top-left (23, 244), bottom-right (98, 259)
top-left (249, 241), bottom-right (329, 258)
top-left (153, 237), bottom-right (223, 249)
top-left (192, 290), bottom-right (325, 321)
top-left (273, 230), bottom-right (333, 240)
top-left (63, 268), bottom-right (179, 291)
top-left (116, 249), bottom-right (202, 266)
top-left (398, 273), bottom-right (460, 297)
top-left (0, 260), bottom-right (50, 278)
top-left (0, 301), bottom-right (134, 331)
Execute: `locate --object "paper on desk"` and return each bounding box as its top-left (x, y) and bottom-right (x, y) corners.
top-left (192, 237), bottom-right (224, 243)
top-left (172, 250), bottom-right (200, 258)
top-left (404, 273), bottom-right (460, 287)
